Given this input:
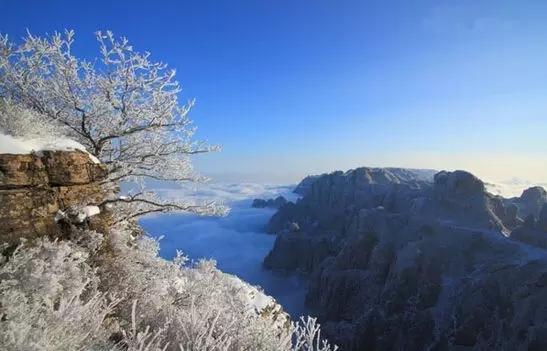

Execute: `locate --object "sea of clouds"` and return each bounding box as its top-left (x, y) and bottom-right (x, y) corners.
top-left (139, 181), bottom-right (308, 318)
top-left (138, 174), bottom-right (545, 320)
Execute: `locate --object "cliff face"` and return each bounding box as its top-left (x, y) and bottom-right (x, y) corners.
top-left (0, 151), bottom-right (110, 245)
top-left (264, 168), bottom-right (547, 350)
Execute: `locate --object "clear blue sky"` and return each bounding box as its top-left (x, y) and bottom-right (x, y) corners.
top-left (2, 0), bottom-right (547, 182)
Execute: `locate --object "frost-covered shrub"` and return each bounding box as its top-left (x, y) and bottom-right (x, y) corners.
top-left (0, 228), bottom-right (337, 351)
top-left (0, 237), bottom-right (117, 350)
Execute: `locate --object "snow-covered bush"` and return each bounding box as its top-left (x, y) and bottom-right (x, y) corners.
top-left (0, 31), bottom-right (226, 221)
top-left (0, 237), bottom-right (117, 350)
top-left (0, 228), bottom-right (337, 351)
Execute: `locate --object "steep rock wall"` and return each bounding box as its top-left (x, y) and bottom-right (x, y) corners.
top-left (0, 151), bottom-right (110, 245)
top-left (264, 168), bottom-right (547, 350)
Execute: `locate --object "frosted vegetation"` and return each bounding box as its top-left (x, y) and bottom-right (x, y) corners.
top-left (0, 31), bottom-right (337, 350)
top-left (0, 227), bottom-right (336, 350)
top-left (0, 30), bottom-right (227, 224)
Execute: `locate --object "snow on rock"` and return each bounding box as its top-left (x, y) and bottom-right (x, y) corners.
top-left (0, 133), bottom-right (100, 164)
top-left (83, 205), bottom-right (101, 218)
top-left (223, 273), bottom-right (290, 330)
top-left (55, 205), bottom-right (101, 224)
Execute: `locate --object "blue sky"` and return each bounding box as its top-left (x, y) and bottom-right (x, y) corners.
top-left (2, 0), bottom-right (547, 182)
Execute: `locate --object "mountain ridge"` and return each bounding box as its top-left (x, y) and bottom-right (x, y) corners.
top-left (263, 166), bottom-right (547, 350)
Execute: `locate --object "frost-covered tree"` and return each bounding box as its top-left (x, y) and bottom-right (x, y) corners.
top-left (0, 30), bottom-right (226, 221)
top-left (0, 98), bottom-right (62, 139)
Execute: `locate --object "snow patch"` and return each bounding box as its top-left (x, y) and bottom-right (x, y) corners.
top-left (83, 205), bottom-right (101, 218)
top-left (224, 274), bottom-right (288, 329)
top-left (0, 133), bottom-right (100, 164)
top-left (55, 205), bottom-right (101, 224)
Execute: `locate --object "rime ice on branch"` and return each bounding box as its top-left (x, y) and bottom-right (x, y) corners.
top-left (0, 30), bottom-right (227, 222)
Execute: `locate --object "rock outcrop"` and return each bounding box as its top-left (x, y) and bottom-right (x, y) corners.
top-left (263, 230), bottom-right (336, 274)
top-left (263, 167), bottom-right (547, 350)
top-left (292, 175), bottom-right (322, 197)
top-left (0, 151), bottom-right (111, 246)
top-left (251, 196), bottom-right (288, 209)
top-left (514, 186), bottom-right (547, 218)
top-left (292, 168), bottom-right (437, 198)
top-left (269, 167), bottom-right (435, 235)
top-left (509, 203), bottom-right (547, 250)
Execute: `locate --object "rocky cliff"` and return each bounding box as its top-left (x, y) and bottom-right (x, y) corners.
top-left (513, 186), bottom-right (547, 218)
top-left (252, 196), bottom-right (288, 209)
top-left (0, 151), bottom-right (110, 246)
top-left (264, 167), bottom-right (547, 350)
